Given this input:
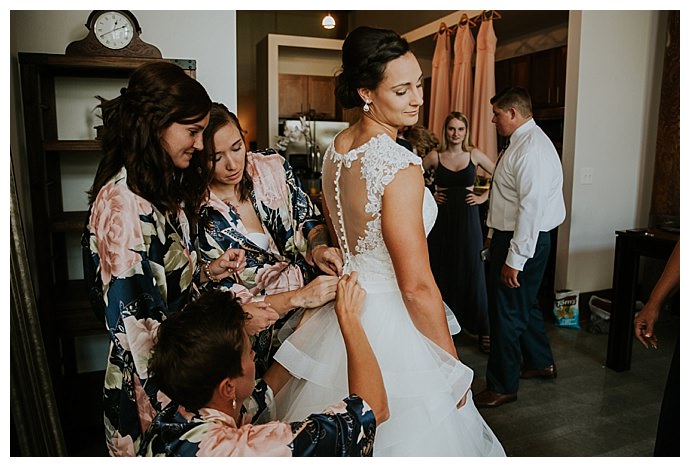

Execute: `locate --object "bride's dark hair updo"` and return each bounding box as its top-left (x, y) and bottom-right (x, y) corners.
top-left (335, 26), bottom-right (411, 109)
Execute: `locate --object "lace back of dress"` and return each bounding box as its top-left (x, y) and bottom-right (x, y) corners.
top-left (322, 151), bottom-right (373, 266)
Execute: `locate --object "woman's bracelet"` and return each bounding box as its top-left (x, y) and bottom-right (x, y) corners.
top-left (203, 260), bottom-right (220, 283)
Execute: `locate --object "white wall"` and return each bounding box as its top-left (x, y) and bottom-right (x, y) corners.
top-left (11, 10), bottom-right (236, 105)
top-left (557, 10), bottom-right (666, 292)
top-left (278, 47), bottom-right (341, 76)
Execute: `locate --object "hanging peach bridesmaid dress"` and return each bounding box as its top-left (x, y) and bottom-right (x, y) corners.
top-left (450, 19), bottom-right (475, 117)
top-left (428, 23), bottom-right (451, 140)
top-left (470, 16), bottom-right (498, 164)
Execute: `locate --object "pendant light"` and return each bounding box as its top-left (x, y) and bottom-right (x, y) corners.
top-left (321, 12), bottom-right (336, 30)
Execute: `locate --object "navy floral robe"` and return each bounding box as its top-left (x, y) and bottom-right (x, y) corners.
top-left (82, 167), bottom-right (202, 456)
top-left (198, 149), bottom-right (325, 375)
top-left (139, 389), bottom-right (376, 457)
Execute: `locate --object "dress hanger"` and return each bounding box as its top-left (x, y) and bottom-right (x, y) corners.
top-left (484, 10), bottom-right (502, 21)
top-left (459, 13), bottom-right (476, 28)
top-left (434, 21), bottom-right (448, 39)
top-left (470, 10), bottom-right (502, 25)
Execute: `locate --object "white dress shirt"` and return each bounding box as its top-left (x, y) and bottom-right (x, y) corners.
top-left (487, 118), bottom-right (566, 270)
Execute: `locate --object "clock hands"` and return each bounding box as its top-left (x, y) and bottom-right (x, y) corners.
top-left (100, 24), bottom-right (129, 39)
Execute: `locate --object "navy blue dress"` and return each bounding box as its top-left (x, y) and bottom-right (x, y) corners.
top-left (427, 159), bottom-right (489, 336)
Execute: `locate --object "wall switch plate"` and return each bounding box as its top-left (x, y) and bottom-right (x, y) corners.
top-left (581, 167), bottom-right (593, 185)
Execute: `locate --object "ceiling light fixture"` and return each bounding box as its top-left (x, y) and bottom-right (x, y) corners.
top-left (322, 12), bottom-right (336, 30)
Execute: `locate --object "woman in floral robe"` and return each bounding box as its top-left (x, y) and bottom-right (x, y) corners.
top-left (82, 63), bottom-right (246, 456)
top-left (197, 104), bottom-right (343, 376)
top-left (140, 278), bottom-right (385, 457)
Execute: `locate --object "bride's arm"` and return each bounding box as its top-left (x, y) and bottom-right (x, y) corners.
top-left (381, 166), bottom-right (459, 359)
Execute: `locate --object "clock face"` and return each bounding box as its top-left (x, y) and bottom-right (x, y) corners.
top-left (95, 12), bottom-right (134, 50)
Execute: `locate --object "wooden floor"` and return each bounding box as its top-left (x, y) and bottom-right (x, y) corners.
top-left (59, 306), bottom-right (678, 457)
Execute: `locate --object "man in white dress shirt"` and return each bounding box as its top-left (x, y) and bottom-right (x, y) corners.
top-left (474, 87), bottom-right (566, 408)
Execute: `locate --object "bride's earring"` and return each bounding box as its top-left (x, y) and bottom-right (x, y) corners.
top-left (363, 101), bottom-right (371, 112)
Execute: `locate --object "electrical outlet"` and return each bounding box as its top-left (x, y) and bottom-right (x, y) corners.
top-left (581, 168), bottom-right (593, 185)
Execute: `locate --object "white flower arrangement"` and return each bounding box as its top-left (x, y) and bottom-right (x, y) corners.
top-left (275, 115), bottom-right (314, 152)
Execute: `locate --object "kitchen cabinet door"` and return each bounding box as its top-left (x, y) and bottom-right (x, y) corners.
top-left (279, 74), bottom-right (309, 117)
top-left (307, 75), bottom-right (336, 119)
top-left (529, 46), bottom-right (567, 108)
top-left (279, 74), bottom-right (336, 119)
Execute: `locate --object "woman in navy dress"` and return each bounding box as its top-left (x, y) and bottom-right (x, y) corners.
top-left (424, 112), bottom-right (495, 353)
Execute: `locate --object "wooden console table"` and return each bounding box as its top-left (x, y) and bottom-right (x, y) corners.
top-left (606, 228), bottom-right (679, 371)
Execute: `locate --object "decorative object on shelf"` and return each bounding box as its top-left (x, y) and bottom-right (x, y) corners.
top-left (275, 110), bottom-right (326, 175)
top-left (321, 12), bottom-right (336, 30)
top-left (65, 10), bottom-right (161, 58)
top-left (276, 114), bottom-right (314, 153)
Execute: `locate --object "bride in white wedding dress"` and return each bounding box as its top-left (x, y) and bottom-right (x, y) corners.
top-left (273, 26), bottom-right (505, 457)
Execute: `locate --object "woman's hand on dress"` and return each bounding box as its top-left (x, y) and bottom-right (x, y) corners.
top-left (294, 275), bottom-right (339, 309)
top-left (334, 272), bottom-right (366, 323)
top-left (242, 301), bottom-right (280, 336)
top-left (312, 245), bottom-right (344, 276)
top-left (433, 186), bottom-right (447, 205)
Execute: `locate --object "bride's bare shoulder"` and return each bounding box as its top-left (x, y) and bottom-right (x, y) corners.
top-left (333, 125), bottom-right (385, 155)
top-left (333, 127), bottom-right (357, 154)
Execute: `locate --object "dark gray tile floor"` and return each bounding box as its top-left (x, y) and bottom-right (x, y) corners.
top-left (456, 312), bottom-right (679, 457)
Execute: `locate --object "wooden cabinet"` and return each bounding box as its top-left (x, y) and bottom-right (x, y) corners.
top-left (18, 53), bottom-right (197, 378)
top-left (529, 46), bottom-right (567, 109)
top-left (494, 46), bottom-right (567, 154)
top-left (279, 74), bottom-right (336, 119)
top-left (279, 74), bottom-right (308, 117)
top-left (495, 53), bottom-right (530, 93)
top-left (495, 45), bottom-right (567, 113)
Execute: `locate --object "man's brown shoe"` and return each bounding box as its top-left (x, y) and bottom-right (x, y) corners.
top-left (473, 389), bottom-right (517, 408)
top-left (520, 364), bottom-right (558, 379)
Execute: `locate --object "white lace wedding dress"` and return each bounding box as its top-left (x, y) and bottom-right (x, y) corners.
top-left (273, 133), bottom-right (505, 456)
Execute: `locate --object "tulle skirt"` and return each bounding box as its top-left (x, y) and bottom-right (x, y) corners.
top-left (273, 277), bottom-right (505, 457)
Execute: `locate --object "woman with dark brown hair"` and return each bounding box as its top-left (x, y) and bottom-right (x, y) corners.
top-left (141, 273), bottom-right (387, 457)
top-left (196, 103), bottom-right (343, 377)
top-left (82, 61), bottom-right (246, 456)
top-left (273, 26), bottom-right (504, 457)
